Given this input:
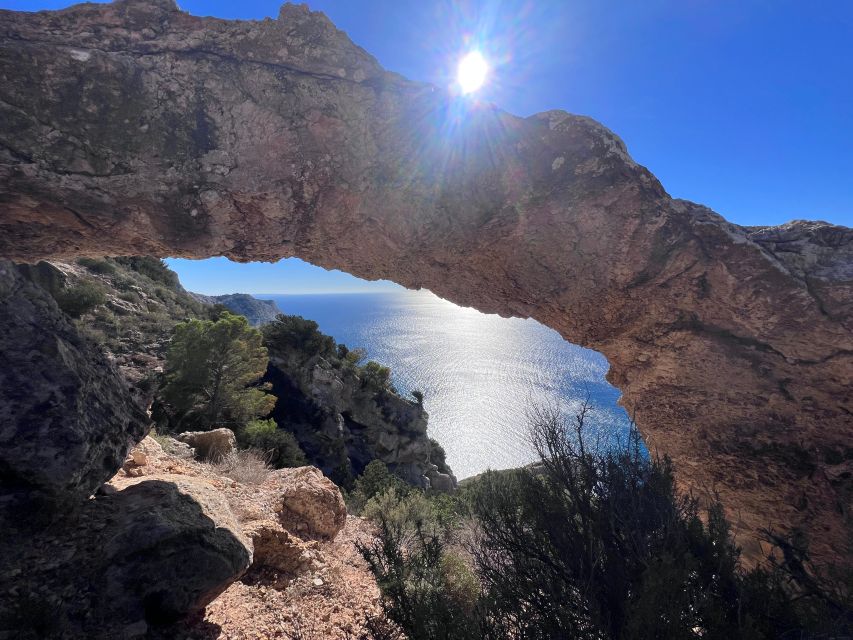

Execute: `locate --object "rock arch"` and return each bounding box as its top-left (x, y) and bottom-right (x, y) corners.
top-left (1, 0), bottom-right (851, 564)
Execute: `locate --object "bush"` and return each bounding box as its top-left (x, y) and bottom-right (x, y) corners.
top-left (263, 314), bottom-right (336, 360)
top-left (361, 361), bottom-right (391, 393)
top-left (358, 510), bottom-right (483, 640)
top-left (114, 256), bottom-right (179, 288)
top-left (240, 419), bottom-right (307, 468)
top-left (344, 347), bottom-right (367, 368)
top-left (214, 449), bottom-right (272, 485)
top-left (360, 402), bottom-right (850, 639)
top-left (76, 257), bottom-right (117, 275)
top-left (411, 389), bottom-right (424, 405)
top-left (362, 488), bottom-right (440, 535)
top-left (348, 460), bottom-right (410, 513)
top-left (53, 280), bottom-right (107, 318)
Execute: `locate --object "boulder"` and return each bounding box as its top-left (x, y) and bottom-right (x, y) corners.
top-left (121, 435), bottom-right (164, 475)
top-left (0, 477), bottom-right (252, 638)
top-left (99, 478), bottom-right (252, 627)
top-left (243, 519), bottom-right (322, 574)
top-left (267, 467), bottom-right (347, 540)
top-left (177, 428), bottom-right (237, 461)
top-left (0, 261), bottom-right (149, 516)
top-left (426, 467), bottom-right (457, 493)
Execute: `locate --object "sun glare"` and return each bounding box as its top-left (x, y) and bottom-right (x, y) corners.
top-left (457, 51), bottom-right (488, 94)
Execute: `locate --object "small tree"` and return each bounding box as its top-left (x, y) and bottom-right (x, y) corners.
top-left (361, 361), bottom-right (391, 393)
top-left (263, 314), bottom-right (336, 360)
top-left (344, 347), bottom-right (368, 368)
top-left (411, 389), bottom-right (424, 406)
top-left (161, 312), bottom-right (275, 430)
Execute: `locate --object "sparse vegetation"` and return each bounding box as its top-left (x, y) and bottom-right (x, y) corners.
top-left (76, 256), bottom-right (117, 275)
top-left (53, 280), bottom-right (107, 318)
top-left (358, 402), bottom-right (852, 639)
top-left (214, 449), bottom-right (272, 485)
top-left (113, 256), bottom-right (179, 288)
top-left (361, 361), bottom-right (391, 393)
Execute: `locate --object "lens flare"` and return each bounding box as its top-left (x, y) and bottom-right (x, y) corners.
top-left (457, 51), bottom-right (488, 94)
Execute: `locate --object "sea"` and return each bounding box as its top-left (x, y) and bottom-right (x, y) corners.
top-left (265, 289), bottom-right (633, 480)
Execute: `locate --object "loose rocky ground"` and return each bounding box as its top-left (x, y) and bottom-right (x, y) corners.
top-left (114, 437), bottom-right (387, 640)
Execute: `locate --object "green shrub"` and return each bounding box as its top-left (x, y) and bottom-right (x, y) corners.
top-left (53, 280), bottom-right (107, 318)
top-left (344, 347), bottom-right (367, 367)
top-left (76, 257), bottom-right (117, 275)
top-left (239, 419), bottom-right (307, 468)
top-left (349, 460), bottom-right (410, 513)
top-left (363, 488), bottom-right (440, 534)
top-left (360, 403), bottom-right (850, 640)
top-left (361, 361), bottom-right (391, 393)
top-left (114, 256), bottom-right (179, 288)
top-left (358, 510), bottom-right (483, 640)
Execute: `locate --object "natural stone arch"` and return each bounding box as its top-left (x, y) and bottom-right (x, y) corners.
top-left (1, 0), bottom-right (851, 565)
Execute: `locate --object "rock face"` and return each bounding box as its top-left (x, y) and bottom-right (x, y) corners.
top-left (0, 0), bottom-right (850, 564)
top-left (0, 476), bottom-right (253, 639)
top-left (0, 260), bottom-right (149, 516)
top-left (177, 427), bottom-right (237, 461)
top-left (266, 346), bottom-right (451, 488)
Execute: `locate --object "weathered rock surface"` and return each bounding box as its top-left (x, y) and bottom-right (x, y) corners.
top-left (177, 427), bottom-right (237, 461)
top-left (267, 346), bottom-right (451, 488)
top-left (0, 475), bottom-right (252, 639)
top-left (269, 466), bottom-right (348, 539)
top-left (0, 0), bottom-right (850, 564)
top-left (0, 260), bottom-right (149, 516)
top-left (243, 518), bottom-right (322, 573)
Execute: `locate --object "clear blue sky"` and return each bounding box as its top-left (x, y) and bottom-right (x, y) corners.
top-left (5, 0), bottom-right (852, 293)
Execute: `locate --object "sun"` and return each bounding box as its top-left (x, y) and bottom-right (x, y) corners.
top-left (457, 51), bottom-right (489, 94)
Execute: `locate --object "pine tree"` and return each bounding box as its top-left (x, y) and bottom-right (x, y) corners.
top-left (161, 312), bottom-right (274, 430)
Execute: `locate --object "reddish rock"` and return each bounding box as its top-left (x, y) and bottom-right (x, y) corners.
top-left (269, 467), bottom-right (348, 540)
top-left (0, 0), bottom-right (849, 566)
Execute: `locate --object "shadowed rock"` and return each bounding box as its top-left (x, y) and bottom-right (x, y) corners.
top-left (0, 477), bottom-right (252, 639)
top-left (178, 427), bottom-right (237, 461)
top-left (0, 261), bottom-right (149, 516)
top-left (0, 0), bottom-right (850, 565)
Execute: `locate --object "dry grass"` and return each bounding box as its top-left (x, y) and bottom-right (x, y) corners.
top-left (214, 449), bottom-right (272, 485)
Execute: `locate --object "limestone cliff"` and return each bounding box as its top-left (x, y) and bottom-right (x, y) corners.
top-left (264, 326), bottom-right (455, 490)
top-left (0, 0), bottom-right (849, 565)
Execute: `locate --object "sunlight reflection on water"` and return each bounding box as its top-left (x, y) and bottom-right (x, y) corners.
top-left (268, 289), bottom-right (632, 479)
